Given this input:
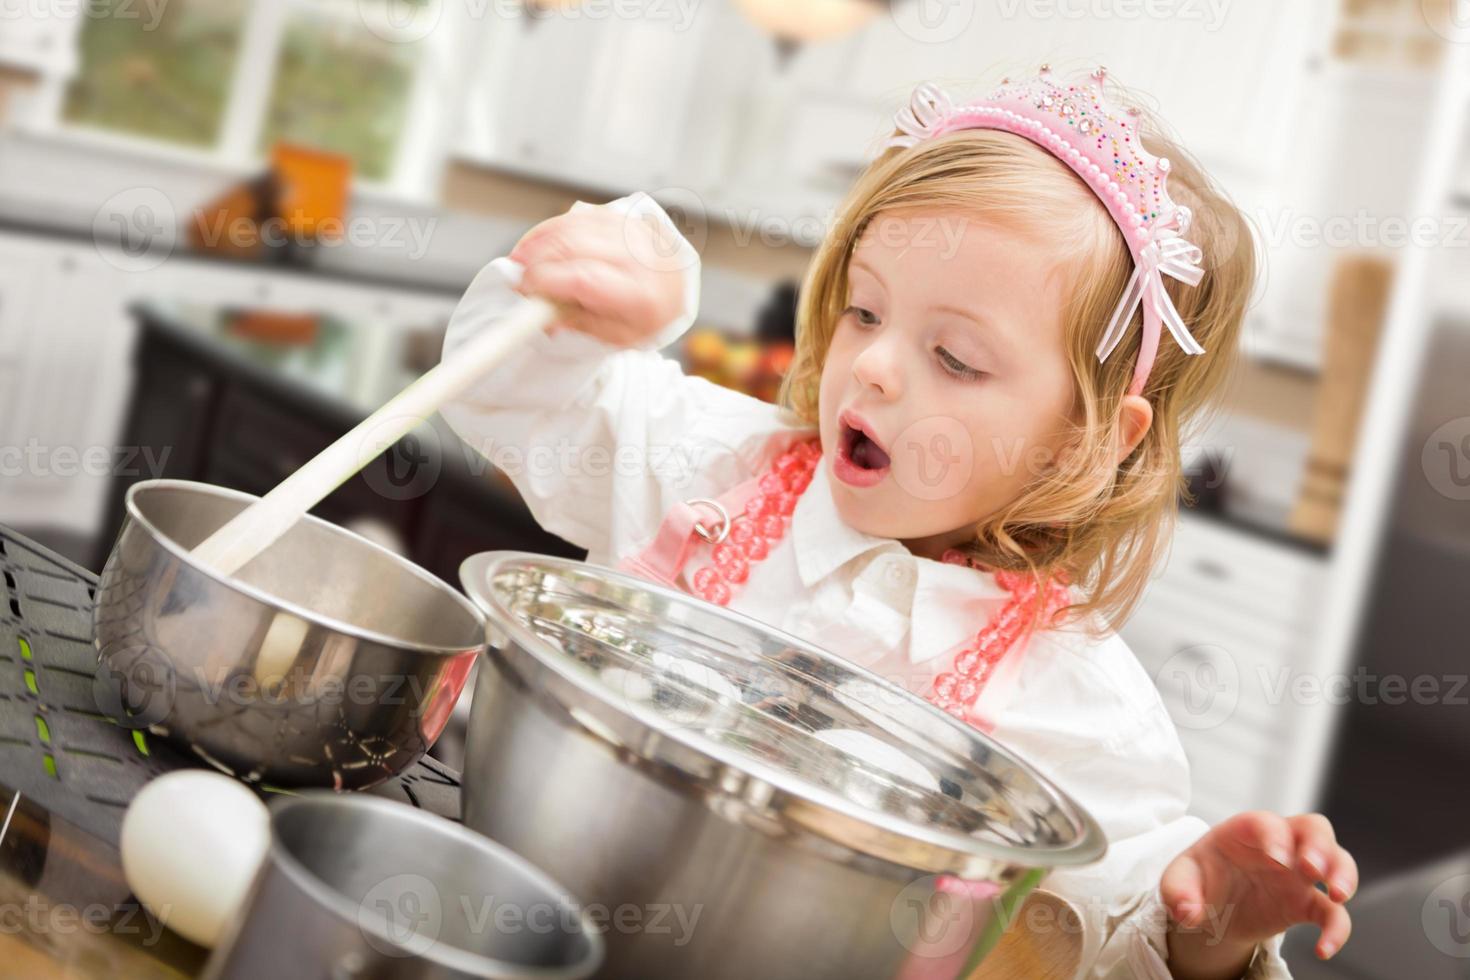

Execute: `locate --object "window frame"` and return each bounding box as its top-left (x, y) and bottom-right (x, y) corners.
top-left (19, 0), bottom-right (475, 204)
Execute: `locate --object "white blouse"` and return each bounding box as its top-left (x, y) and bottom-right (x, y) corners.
top-left (440, 192), bottom-right (1289, 980)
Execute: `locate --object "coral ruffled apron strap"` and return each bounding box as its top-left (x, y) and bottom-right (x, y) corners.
top-left (617, 434), bottom-right (1067, 734)
top-left (926, 558), bottom-right (1074, 732)
top-left (952, 627), bottom-right (1042, 735)
top-left (615, 443), bottom-right (797, 589)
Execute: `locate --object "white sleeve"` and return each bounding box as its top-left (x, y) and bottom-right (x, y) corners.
top-left (989, 629), bottom-right (1293, 979)
top-left (437, 191), bottom-right (802, 564)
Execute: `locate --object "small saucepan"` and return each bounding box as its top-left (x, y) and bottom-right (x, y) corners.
top-left (93, 480), bottom-right (483, 790)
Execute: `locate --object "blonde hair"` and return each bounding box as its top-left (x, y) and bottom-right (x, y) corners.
top-left (778, 85), bottom-right (1257, 636)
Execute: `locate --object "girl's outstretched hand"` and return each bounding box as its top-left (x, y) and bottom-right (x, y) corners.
top-left (1161, 811), bottom-right (1357, 980)
top-left (507, 204), bottom-right (688, 349)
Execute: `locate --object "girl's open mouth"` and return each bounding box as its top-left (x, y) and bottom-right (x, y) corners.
top-left (834, 412), bottom-right (892, 488)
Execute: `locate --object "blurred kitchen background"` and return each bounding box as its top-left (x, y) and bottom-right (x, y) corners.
top-left (1, 0), bottom-right (1468, 973)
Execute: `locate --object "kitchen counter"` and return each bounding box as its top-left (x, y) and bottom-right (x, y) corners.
top-left (96, 301), bottom-right (584, 581)
top-left (0, 213), bottom-right (476, 300)
top-left (0, 787), bottom-right (205, 977)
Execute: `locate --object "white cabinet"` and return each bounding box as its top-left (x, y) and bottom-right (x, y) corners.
top-left (0, 3), bottom-right (81, 76)
top-left (0, 228), bottom-right (461, 540)
top-left (455, 2), bottom-right (1331, 232)
top-left (0, 240), bottom-right (44, 363)
top-left (1247, 64), bottom-right (1438, 371)
top-left (1120, 513), bottom-right (1327, 824)
top-left (460, 5), bottom-right (726, 196)
top-left (463, 12), bottom-right (606, 178)
top-left (0, 236), bottom-right (136, 535)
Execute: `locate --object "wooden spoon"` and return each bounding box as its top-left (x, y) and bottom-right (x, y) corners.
top-left (190, 296), bottom-right (558, 578)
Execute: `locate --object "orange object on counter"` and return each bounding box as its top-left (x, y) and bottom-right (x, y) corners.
top-left (681, 328), bottom-right (794, 404)
top-left (226, 309), bottom-right (320, 346)
top-left (270, 143), bottom-right (351, 242)
top-left (187, 177), bottom-right (270, 259)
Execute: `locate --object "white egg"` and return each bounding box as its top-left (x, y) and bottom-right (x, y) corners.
top-left (120, 770), bottom-right (271, 948)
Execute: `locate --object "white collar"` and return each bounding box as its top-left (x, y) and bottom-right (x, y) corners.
top-left (790, 463), bottom-right (1013, 665)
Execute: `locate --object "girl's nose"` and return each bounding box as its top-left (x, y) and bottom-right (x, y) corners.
top-left (851, 334), bottom-right (904, 399)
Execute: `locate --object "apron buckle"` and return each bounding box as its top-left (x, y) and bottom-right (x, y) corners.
top-left (686, 498), bottom-right (731, 544)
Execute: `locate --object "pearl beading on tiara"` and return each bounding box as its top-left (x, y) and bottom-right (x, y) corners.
top-left (883, 67), bottom-right (1209, 396)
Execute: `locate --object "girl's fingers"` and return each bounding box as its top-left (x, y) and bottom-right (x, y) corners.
top-left (1222, 811), bottom-right (1296, 871)
top-left (1287, 813), bottom-right (1339, 890)
top-left (511, 210), bottom-right (634, 269)
top-left (508, 212), bottom-right (579, 264)
top-left (519, 260), bottom-right (661, 346)
top-left (1159, 853), bottom-right (1207, 928)
top-left (1319, 843), bottom-right (1359, 903)
top-left (1306, 887), bottom-right (1352, 959)
top-left (520, 258), bottom-right (633, 314)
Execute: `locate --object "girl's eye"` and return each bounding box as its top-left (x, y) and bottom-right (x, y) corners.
top-left (937, 346), bottom-right (984, 381)
top-left (844, 305), bottom-right (880, 327)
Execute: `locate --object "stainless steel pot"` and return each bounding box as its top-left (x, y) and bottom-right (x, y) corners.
top-left (93, 480), bottom-right (484, 789)
top-left (204, 793), bottom-right (603, 979)
top-left (459, 552), bottom-right (1107, 980)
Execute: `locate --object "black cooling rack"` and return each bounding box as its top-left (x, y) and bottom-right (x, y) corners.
top-left (0, 525), bottom-right (462, 848)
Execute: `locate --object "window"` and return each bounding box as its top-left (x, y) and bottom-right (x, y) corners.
top-left (259, 4), bottom-right (421, 181)
top-left (59, 0), bottom-right (440, 184)
top-left (63, 0), bottom-right (247, 148)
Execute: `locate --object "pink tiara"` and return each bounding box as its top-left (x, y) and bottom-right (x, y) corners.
top-left (882, 66), bottom-right (1206, 396)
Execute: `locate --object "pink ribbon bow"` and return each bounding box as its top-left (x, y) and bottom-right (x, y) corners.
top-left (1095, 229), bottom-right (1207, 395)
top-left (887, 83), bottom-right (955, 149)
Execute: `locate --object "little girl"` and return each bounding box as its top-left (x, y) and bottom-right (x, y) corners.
top-left (440, 68), bottom-right (1355, 979)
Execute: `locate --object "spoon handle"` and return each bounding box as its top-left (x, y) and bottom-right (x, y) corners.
top-left (191, 296), bottom-right (558, 578)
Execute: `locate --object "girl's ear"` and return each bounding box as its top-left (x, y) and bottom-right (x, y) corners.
top-left (1115, 394), bottom-right (1154, 465)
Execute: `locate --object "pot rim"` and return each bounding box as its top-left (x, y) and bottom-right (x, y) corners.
top-left (120, 479), bottom-right (485, 656)
top-left (460, 551), bottom-right (1109, 874)
top-left (263, 793), bottom-right (605, 979)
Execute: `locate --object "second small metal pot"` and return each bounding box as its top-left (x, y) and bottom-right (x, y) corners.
top-left (204, 793), bottom-right (603, 979)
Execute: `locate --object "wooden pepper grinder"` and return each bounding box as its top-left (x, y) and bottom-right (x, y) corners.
top-left (1289, 255), bottom-right (1395, 544)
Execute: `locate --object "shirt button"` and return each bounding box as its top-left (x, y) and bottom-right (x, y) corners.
top-left (881, 559), bottom-right (914, 589)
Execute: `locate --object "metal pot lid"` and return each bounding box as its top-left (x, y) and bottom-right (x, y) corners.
top-left (461, 552), bottom-right (1107, 878)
